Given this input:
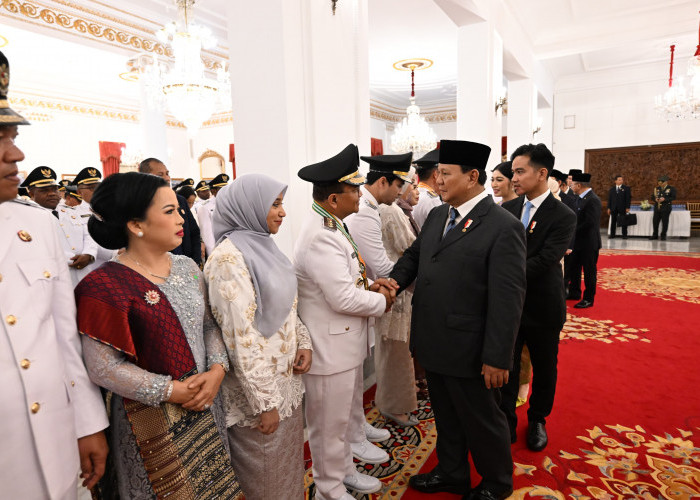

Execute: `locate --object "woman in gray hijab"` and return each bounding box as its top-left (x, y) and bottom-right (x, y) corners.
top-left (204, 173), bottom-right (313, 500)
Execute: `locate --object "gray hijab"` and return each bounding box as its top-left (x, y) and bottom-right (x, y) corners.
top-left (212, 174), bottom-right (296, 338)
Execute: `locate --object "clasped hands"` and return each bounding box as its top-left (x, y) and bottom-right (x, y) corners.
top-left (168, 363), bottom-right (226, 411)
top-left (370, 277), bottom-right (400, 311)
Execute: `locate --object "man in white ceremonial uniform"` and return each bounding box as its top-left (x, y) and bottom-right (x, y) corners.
top-left (198, 173), bottom-right (229, 258)
top-left (0, 51), bottom-right (109, 499)
top-left (72, 167), bottom-right (117, 271)
top-left (192, 179), bottom-right (211, 215)
top-left (412, 147), bottom-right (442, 229)
top-left (345, 152), bottom-right (420, 428)
top-left (21, 166), bottom-right (98, 287)
top-left (295, 144), bottom-right (397, 500)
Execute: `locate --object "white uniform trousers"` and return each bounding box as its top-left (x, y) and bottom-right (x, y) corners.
top-left (304, 365), bottom-right (364, 499)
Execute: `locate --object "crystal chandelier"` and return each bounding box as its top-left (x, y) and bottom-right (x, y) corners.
top-left (655, 10), bottom-right (700, 120)
top-left (138, 0), bottom-right (231, 135)
top-left (391, 63), bottom-right (437, 155)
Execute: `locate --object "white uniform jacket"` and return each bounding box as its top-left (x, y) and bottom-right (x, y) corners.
top-left (54, 205), bottom-right (98, 287)
top-left (75, 201), bottom-right (116, 271)
top-left (0, 199), bottom-right (108, 499)
top-left (294, 209), bottom-right (386, 376)
top-left (198, 197), bottom-right (216, 257)
top-left (413, 184), bottom-right (443, 229)
top-left (345, 186), bottom-right (394, 280)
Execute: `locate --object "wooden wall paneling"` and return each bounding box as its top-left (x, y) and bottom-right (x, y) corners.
top-left (584, 142), bottom-right (700, 227)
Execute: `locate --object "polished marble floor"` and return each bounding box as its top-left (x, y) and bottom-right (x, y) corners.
top-left (601, 230), bottom-right (700, 253)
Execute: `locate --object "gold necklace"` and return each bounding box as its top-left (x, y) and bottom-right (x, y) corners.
top-left (122, 253), bottom-right (171, 280)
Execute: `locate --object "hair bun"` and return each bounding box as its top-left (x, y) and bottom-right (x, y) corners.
top-left (87, 216), bottom-right (128, 250)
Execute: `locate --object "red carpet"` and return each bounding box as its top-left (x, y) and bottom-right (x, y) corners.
top-left (305, 250), bottom-right (700, 499)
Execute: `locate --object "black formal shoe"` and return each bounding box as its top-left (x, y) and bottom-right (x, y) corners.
top-left (526, 421), bottom-right (548, 451)
top-left (464, 487), bottom-right (514, 500)
top-left (409, 470), bottom-right (470, 495)
top-left (609, 235), bottom-right (616, 239)
top-left (622, 235), bottom-right (628, 239)
top-left (565, 293), bottom-right (581, 301)
top-left (649, 236), bottom-right (658, 240)
top-left (574, 299), bottom-right (593, 309)
top-left (660, 236), bottom-right (667, 240)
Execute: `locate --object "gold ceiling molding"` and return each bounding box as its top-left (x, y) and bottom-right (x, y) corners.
top-left (370, 100), bottom-right (456, 124)
top-left (52, 0), bottom-right (159, 33)
top-left (9, 95), bottom-right (139, 122)
top-left (10, 93), bottom-right (233, 129)
top-left (0, 0), bottom-right (227, 70)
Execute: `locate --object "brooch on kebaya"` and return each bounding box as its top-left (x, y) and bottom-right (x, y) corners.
top-left (529, 221), bottom-right (537, 234)
top-left (462, 219), bottom-right (473, 232)
top-left (144, 290), bottom-right (161, 306)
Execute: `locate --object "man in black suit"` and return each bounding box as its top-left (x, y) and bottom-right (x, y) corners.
top-left (499, 145), bottom-right (576, 452)
top-left (389, 140), bottom-right (526, 500)
top-left (552, 170), bottom-right (577, 295)
top-left (138, 158), bottom-right (202, 265)
top-left (607, 174), bottom-right (631, 239)
top-left (567, 172), bottom-right (602, 308)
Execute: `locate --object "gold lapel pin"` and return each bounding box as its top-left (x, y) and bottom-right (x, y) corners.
top-left (17, 230), bottom-right (32, 242)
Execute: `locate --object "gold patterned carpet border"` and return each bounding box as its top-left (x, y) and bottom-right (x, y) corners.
top-left (600, 249), bottom-right (700, 258)
top-left (511, 424), bottom-right (700, 500)
top-left (598, 267), bottom-right (700, 305)
top-left (561, 314), bottom-right (652, 344)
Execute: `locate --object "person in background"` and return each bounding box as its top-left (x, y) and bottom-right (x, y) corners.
top-left (567, 172), bottom-right (602, 309)
top-left (650, 174), bottom-right (676, 240)
top-left (21, 166), bottom-right (98, 287)
top-left (72, 167), bottom-right (118, 272)
top-left (413, 147), bottom-right (442, 229)
top-left (491, 161), bottom-right (517, 204)
top-left (138, 158), bottom-right (202, 265)
top-left (193, 179), bottom-right (211, 213)
top-left (199, 173), bottom-right (230, 258)
top-left (206, 174), bottom-right (312, 500)
top-left (0, 49), bottom-right (109, 498)
top-left (64, 185), bottom-right (83, 207)
top-left (75, 172), bottom-right (241, 499)
top-left (177, 185), bottom-right (197, 210)
top-left (607, 174), bottom-right (631, 239)
top-left (294, 144), bottom-right (396, 500)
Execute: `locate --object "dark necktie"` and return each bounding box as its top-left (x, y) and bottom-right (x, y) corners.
top-left (443, 207), bottom-right (458, 238)
top-left (52, 210), bottom-right (59, 219)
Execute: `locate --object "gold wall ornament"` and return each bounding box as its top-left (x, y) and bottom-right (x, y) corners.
top-left (198, 149), bottom-right (225, 179)
top-left (370, 100), bottom-right (456, 124)
top-left (0, 0), bottom-right (227, 70)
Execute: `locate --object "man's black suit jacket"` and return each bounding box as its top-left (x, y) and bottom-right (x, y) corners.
top-left (608, 184), bottom-right (631, 212)
top-left (502, 194), bottom-right (576, 331)
top-left (172, 193), bottom-right (202, 265)
top-left (390, 195), bottom-right (527, 378)
top-left (573, 190), bottom-right (602, 252)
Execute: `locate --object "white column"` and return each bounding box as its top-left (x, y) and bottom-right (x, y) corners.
top-left (226, 0), bottom-right (369, 255)
top-left (454, 22), bottom-right (503, 170)
top-left (137, 80), bottom-right (168, 165)
top-left (506, 79), bottom-right (536, 157)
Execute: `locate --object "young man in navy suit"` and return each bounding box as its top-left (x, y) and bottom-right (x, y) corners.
top-left (607, 174), bottom-right (631, 239)
top-left (499, 144), bottom-right (576, 452)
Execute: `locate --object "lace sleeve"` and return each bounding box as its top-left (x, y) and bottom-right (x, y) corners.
top-left (296, 314), bottom-right (313, 351)
top-left (81, 336), bottom-right (171, 406)
top-left (205, 241), bottom-right (283, 415)
top-left (190, 258), bottom-right (229, 370)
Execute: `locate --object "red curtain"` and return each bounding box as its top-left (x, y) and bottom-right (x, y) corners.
top-left (99, 141), bottom-right (125, 178)
top-left (229, 144), bottom-right (236, 179)
top-left (371, 138), bottom-right (383, 156)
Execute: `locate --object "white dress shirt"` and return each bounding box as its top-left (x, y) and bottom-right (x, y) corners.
top-left (443, 189), bottom-right (490, 234)
top-left (521, 189), bottom-right (552, 226)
